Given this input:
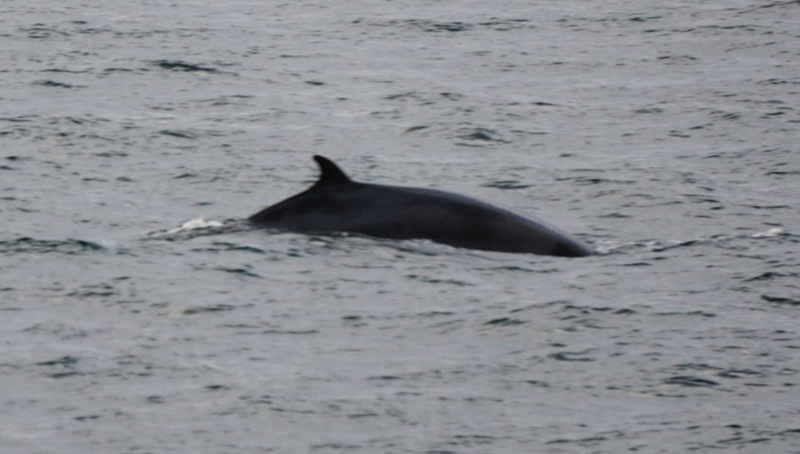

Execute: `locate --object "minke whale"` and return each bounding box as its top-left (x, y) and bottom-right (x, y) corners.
top-left (248, 156), bottom-right (594, 257)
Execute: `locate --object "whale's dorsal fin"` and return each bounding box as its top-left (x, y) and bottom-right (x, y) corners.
top-left (313, 155), bottom-right (352, 187)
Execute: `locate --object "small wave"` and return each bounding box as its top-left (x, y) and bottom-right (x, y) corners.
top-left (0, 237), bottom-right (104, 255)
top-left (596, 228), bottom-right (792, 254)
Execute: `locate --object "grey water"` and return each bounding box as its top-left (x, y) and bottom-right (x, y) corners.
top-left (2, 1), bottom-right (799, 452)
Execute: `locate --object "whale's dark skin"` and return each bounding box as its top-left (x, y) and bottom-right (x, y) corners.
top-left (248, 156), bottom-right (594, 257)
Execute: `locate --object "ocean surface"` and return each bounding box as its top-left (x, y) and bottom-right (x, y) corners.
top-left (2, 1), bottom-right (799, 452)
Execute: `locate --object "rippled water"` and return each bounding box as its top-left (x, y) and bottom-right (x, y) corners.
top-left (2, 1), bottom-right (799, 453)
